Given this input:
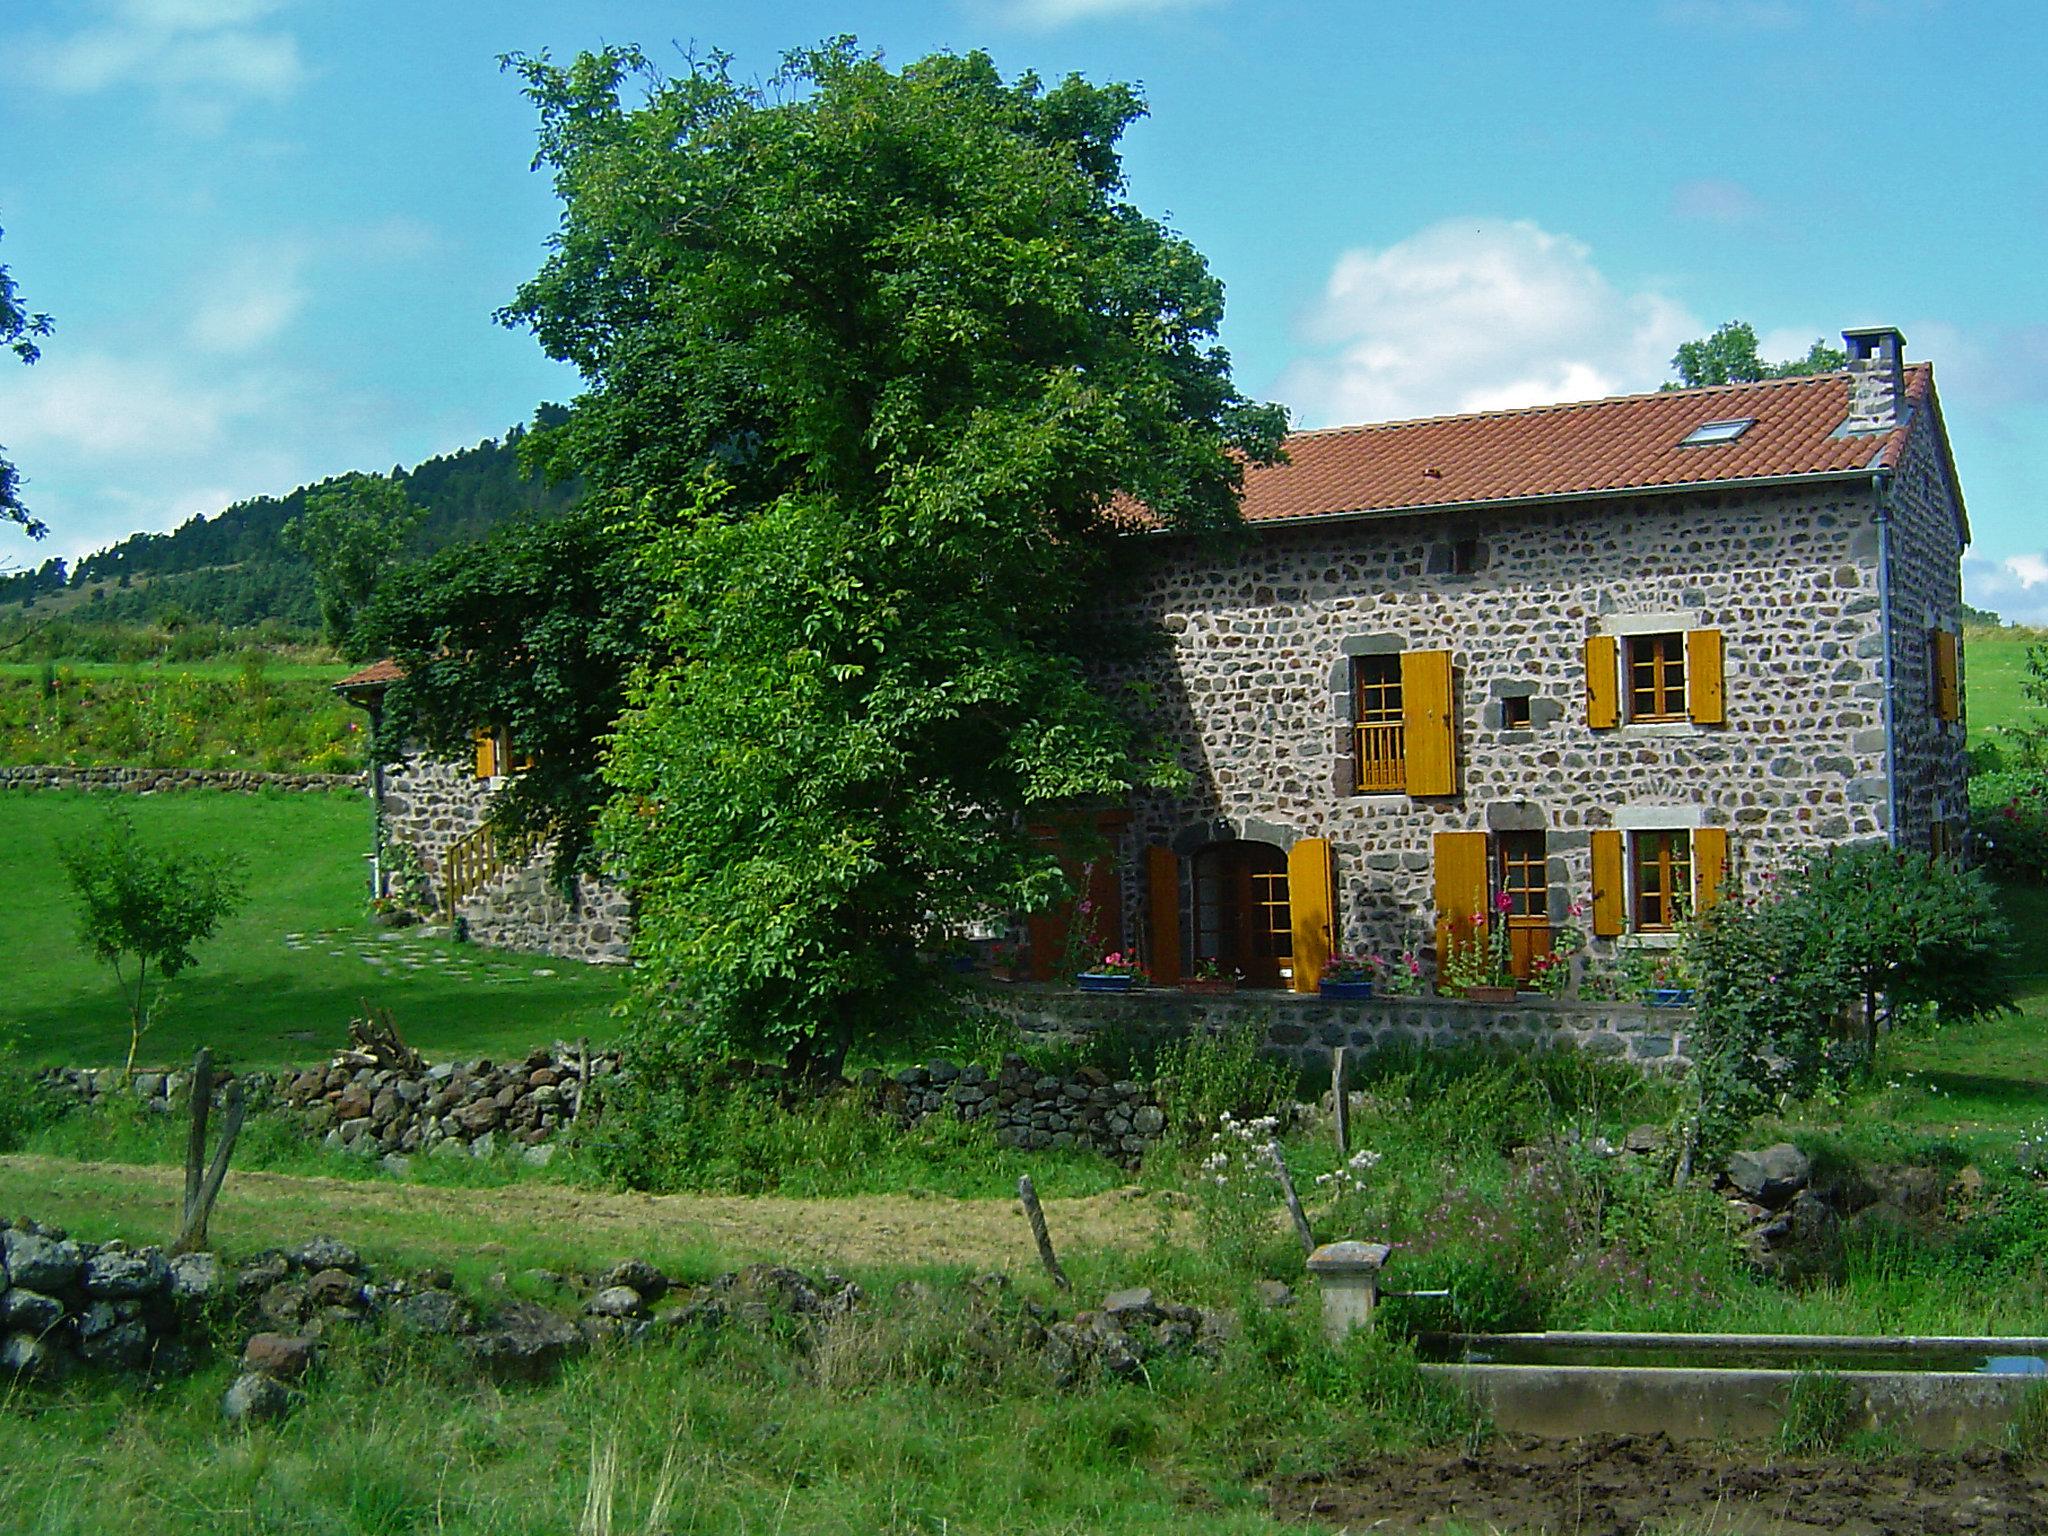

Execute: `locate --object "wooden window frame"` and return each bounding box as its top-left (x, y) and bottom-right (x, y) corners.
top-left (1495, 829), bottom-right (1552, 984)
top-left (1630, 829), bottom-right (1694, 933)
top-left (1501, 693), bottom-right (1533, 730)
top-left (1352, 655), bottom-right (1407, 794)
top-left (1626, 632), bottom-right (1689, 723)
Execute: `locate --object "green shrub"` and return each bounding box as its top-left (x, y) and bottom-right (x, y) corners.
top-left (1151, 1021), bottom-right (1296, 1146)
top-left (1971, 768), bottom-right (2048, 883)
top-left (0, 1032), bottom-right (63, 1153)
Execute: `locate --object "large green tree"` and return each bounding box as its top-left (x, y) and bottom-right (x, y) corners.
top-left (1667, 321), bottom-right (1846, 389)
top-left (280, 472), bottom-right (423, 649)
top-left (497, 41), bottom-right (1285, 1072)
top-left (1, 218), bottom-right (55, 537)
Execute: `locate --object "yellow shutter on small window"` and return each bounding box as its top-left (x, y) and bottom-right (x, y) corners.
top-left (1687, 628), bottom-right (1726, 725)
top-left (1431, 830), bottom-right (1489, 970)
top-left (1586, 635), bottom-right (1619, 729)
top-left (1693, 827), bottom-right (1729, 912)
top-left (1591, 829), bottom-right (1625, 937)
top-left (473, 728), bottom-right (498, 780)
top-left (1933, 630), bottom-right (1960, 722)
top-left (1401, 649), bottom-right (1458, 796)
top-left (1146, 845), bottom-right (1181, 987)
top-left (1287, 838), bottom-right (1334, 995)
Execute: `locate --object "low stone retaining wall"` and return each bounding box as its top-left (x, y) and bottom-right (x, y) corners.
top-left (869, 1055), bottom-right (1166, 1165)
top-left (0, 764), bottom-right (364, 794)
top-left (972, 985), bottom-right (1691, 1069)
top-left (0, 1218), bottom-right (225, 1378)
top-left (38, 1064), bottom-right (282, 1112)
top-left (277, 1044), bottom-right (622, 1167)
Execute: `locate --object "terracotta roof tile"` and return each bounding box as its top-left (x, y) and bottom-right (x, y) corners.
top-left (333, 658), bottom-right (403, 691)
top-left (1237, 365), bottom-right (1930, 525)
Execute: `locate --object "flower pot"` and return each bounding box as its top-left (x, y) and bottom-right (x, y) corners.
top-left (1179, 979), bottom-right (1238, 995)
top-left (1318, 979), bottom-right (1375, 1000)
top-left (1645, 987), bottom-right (1696, 1008)
top-left (1076, 972), bottom-right (1135, 993)
top-left (1461, 985), bottom-right (1518, 1003)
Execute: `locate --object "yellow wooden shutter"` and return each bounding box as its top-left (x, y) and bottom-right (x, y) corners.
top-left (1287, 838), bottom-right (1334, 995)
top-left (1401, 649), bottom-right (1458, 796)
top-left (1146, 845), bottom-right (1181, 987)
top-left (1933, 630), bottom-right (1959, 722)
top-left (1431, 831), bottom-right (1489, 971)
top-left (1586, 635), bottom-right (1619, 729)
top-left (1687, 628), bottom-right (1726, 725)
top-left (472, 728), bottom-right (498, 779)
top-left (1591, 829), bottom-right (1625, 937)
top-left (1693, 827), bottom-right (1729, 913)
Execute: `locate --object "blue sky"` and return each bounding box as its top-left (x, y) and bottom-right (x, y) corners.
top-left (3, 0), bottom-right (2044, 616)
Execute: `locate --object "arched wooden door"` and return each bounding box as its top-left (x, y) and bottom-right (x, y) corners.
top-left (1191, 841), bottom-right (1291, 988)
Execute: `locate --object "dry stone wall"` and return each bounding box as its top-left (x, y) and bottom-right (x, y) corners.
top-left (0, 765), bottom-right (363, 794)
top-left (1102, 483), bottom-right (1906, 972)
top-left (870, 1057), bottom-right (1166, 1164)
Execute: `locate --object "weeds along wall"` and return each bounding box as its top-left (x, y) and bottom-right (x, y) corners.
top-left (973, 985), bottom-right (1692, 1070)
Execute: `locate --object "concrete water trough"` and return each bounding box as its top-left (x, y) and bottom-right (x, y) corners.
top-left (1416, 1332), bottom-right (2048, 1449)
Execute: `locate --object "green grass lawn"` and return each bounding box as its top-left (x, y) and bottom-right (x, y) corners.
top-left (0, 659), bottom-right (350, 682)
top-left (1965, 625), bottom-right (2041, 747)
top-left (0, 788), bottom-right (627, 1071)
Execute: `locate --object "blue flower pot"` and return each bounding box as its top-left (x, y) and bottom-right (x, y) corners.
top-left (1646, 987), bottom-right (1696, 1008)
top-left (1318, 979), bottom-right (1376, 1000)
top-left (1076, 973), bottom-right (1135, 993)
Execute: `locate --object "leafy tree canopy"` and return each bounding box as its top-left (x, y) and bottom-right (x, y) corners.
top-left (1666, 321), bottom-right (1847, 390)
top-left (356, 503), bottom-right (656, 878)
top-left (280, 472), bottom-right (423, 651)
top-left (1, 218), bottom-right (55, 537)
top-left (486, 39), bottom-right (1285, 1072)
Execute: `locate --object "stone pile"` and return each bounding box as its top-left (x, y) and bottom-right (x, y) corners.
top-left (280, 1043), bottom-right (622, 1164)
top-left (1718, 1142), bottom-right (1971, 1281)
top-left (870, 1055), bottom-right (1167, 1165)
top-left (0, 1216), bottom-right (226, 1380)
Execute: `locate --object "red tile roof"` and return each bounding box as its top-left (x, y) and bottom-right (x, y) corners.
top-left (1236, 364), bottom-right (1932, 525)
top-left (333, 657), bottom-right (404, 691)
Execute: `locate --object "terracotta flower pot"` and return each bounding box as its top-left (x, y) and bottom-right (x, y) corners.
top-left (1462, 984), bottom-right (1518, 1003)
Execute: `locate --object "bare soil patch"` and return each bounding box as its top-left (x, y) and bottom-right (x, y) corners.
top-left (1271, 1434), bottom-right (2048, 1535)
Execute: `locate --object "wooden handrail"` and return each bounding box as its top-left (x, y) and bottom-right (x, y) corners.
top-left (1353, 719), bottom-right (1407, 793)
top-left (440, 818), bottom-right (544, 914)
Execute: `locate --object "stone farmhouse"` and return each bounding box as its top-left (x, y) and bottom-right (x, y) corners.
top-left (339, 326), bottom-right (1969, 991)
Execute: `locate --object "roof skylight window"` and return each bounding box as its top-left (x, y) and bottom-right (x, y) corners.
top-left (1679, 417), bottom-right (1755, 447)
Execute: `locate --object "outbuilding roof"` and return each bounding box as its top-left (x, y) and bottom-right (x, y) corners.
top-left (1235, 363), bottom-right (1936, 525)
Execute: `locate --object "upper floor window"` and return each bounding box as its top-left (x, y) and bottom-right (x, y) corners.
top-left (1352, 655), bottom-right (1405, 793)
top-left (1626, 633), bottom-right (1688, 723)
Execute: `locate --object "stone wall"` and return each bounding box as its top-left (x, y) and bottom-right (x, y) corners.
top-left (0, 764), bottom-right (364, 794)
top-left (973, 984), bottom-right (1691, 1070)
top-left (276, 1044), bottom-right (622, 1168)
top-left (0, 1218), bottom-right (226, 1379)
top-left (872, 1057), bottom-right (1166, 1164)
top-left (1882, 403), bottom-right (1971, 851)
top-left (375, 752), bottom-right (631, 965)
top-left (1102, 481), bottom-right (1908, 973)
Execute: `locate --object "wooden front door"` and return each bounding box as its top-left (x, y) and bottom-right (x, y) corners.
top-left (1192, 841), bottom-right (1291, 988)
top-left (1496, 829), bottom-right (1552, 984)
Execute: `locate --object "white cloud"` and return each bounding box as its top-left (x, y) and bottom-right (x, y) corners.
top-left (1274, 218), bottom-right (1699, 427)
top-left (1671, 177), bottom-right (1766, 226)
top-left (1659, 0), bottom-right (1803, 27)
top-left (188, 246), bottom-right (309, 354)
top-left (13, 0), bottom-right (303, 122)
top-left (1963, 552), bottom-right (2048, 627)
top-left (973, 0), bottom-right (1219, 27)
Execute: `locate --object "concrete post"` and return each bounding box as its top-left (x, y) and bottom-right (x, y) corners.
top-left (1305, 1240), bottom-right (1393, 1344)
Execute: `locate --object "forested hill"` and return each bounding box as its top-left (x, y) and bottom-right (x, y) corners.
top-left (0, 406), bottom-right (580, 632)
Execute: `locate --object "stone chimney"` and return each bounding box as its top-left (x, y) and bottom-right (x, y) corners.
top-left (1842, 326), bottom-right (1905, 435)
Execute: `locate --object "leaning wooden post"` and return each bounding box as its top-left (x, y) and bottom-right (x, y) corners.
top-left (182, 1048), bottom-right (215, 1224)
top-left (1267, 1141), bottom-right (1316, 1256)
top-left (172, 1061), bottom-right (247, 1256)
top-left (1017, 1174), bottom-right (1070, 1291)
top-left (1330, 1045), bottom-right (1350, 1158)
